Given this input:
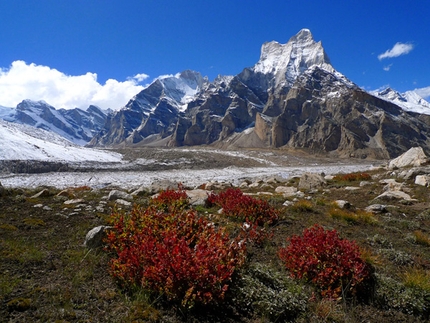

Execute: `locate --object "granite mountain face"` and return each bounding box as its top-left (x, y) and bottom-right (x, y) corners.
top-left (87, 29), bottom-right (430, 158)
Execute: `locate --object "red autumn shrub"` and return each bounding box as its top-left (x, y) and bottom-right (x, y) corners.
top-left (105, 205), bottom-right (246, 308)
top-left (333, 173), bottom-right (372, 182)
top-left (278, 224), bottom-right (370, 299)
top-left (150, 183), bottom-right (189, 211)
top-left (207, 188), bottom-right (278, 226)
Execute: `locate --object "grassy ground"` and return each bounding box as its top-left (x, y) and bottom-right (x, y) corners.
top-left (1, 167), bottom-right (430, 322)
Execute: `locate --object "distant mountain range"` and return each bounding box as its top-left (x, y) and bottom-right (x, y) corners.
top-left (2, 29), bottom-right (430, 159)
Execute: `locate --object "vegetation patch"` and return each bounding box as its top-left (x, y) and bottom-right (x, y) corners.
top-left (279, 224), bottom-right (371, 299)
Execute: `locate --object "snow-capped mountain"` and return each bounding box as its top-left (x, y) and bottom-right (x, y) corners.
top-left (88, 70), bottom-right (208, 146)
top-left (1, 100), bottom-right (109, 145)
top-left (0, 119), bottom-right (122, 162)
top-left (372, 87), bottom-right (430, 115)
top-left (88, 28), bottom-right (430, 158)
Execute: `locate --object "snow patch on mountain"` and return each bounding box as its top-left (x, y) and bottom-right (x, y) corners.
top-left (0, 119), bottom-right (122, 162)
top-left (372, 87), bottom-right (430, 115)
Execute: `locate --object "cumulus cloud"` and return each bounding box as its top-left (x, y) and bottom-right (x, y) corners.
top-left (0, 61), bottom-right (146, 110)
top-left (414, 86), bottom-right (430, 100)
top-left (378, 42), bottom-right (414, 60)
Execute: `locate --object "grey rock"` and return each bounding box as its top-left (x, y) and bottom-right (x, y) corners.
top-left (30, 189), bottom-right (50, 199)
top-left (275, 186), bottom-right (298, 197)
top-left (334, 200), bottom-right (351, 209)
top-left (365, 204), bottom-right (387, 214)
top-left (186, 189), bottom-right (209, 206)
top-left (415, 175), bottom-right (430, 187)
top-left (108, 190), bottom-right (133, 201)
top-left (84, 225), bottom-right (112, 249)
top-left (298, 173), bottom-right (326, 190)
top-left (388, 147), bottom-right (428, 170)
top-left (115, 199), bottom-right (132, 206)
top-left (374, 190), bottom-right (416, 202)
top-left (149, 180), bottom-right (179, 193)
top-left (64, 198), bottom-right (85, 205)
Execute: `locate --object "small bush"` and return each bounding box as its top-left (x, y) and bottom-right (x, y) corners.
top-left (105, 205), bottom-right (246, 309)
top-left (333, 173), bottom-right (372, 182)
top-left (207, 188), bottom-right (278, 226)
top-left (279, 224), bottom-right (371, 299)
top-left (150, 183), bottom-right (189, 211)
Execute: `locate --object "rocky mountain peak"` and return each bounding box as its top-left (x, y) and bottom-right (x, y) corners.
top-left (253, 29), bottom-right (334, 90)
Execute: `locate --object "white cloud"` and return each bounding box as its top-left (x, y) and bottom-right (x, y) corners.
top-left (414, 86), bottom-right (430, 100)
top-left (383, 64), bottom-right (393, 71)
top-left (378, 42), bottom-right (414, 60)
top-left (0, 61), bottom-right (146, 110)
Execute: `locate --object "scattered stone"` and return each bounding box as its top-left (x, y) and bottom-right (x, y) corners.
top-left (324, 175), bottom-right (334, 181)
top-left (64, 199), bottom-right (85, 205)
top-left (186, 189), bottom-right (209, 206)
top-left (96, 206), bottom-right (105, 212)
top-left (275, 186), bottom-right (298, 198)
top-left (84, 225), bottom-right (112, 249)
top-left (108, 190), bottom-right (132, 201)
top-left (33, 204), bottom-right (43, 208)
top-left (239, 181), bottom-right (249, 189)
top-left (115, 199), bottom-right (132, 206)
top-left (149, 180), bottom-right (179, 193)
top-left (283, 200), bottom-right (294, 207)
top-left (374, 190), bottom-right (416, 202)
top-left (57, 189), bottom-right (74, 197)
top-left (130, 186), bottom-right (148, 196)
top-left (334, 200), bottom-right (352, 209)
top-left (298, 172), bottom-right (326, 190)
top-left (415, 175), bottom-right (430, 187)
top-left (344, 186), bottom-right (361, 191)
top-left (388, 147), bottom-right (428, 170)
top-left (30, 189), bottom-right (50, 199)
top-left (248, 182), bottom-right (261, 189)
top-left (365, 204), bottom-right (387, 214)
top-left (265, 177), bottom-right (279, 184)
top-left (382, 181), bottom-right (404, 192)
top-left (204, 181), bottom-right (232, 191)
top-left (0, 181), bottom-right (5, 196)
top-left (43, 206), bottom-right (52, 211)
top-left (256, 192), bottom-right (273, 196)
top-left (360, 181), bottom-right (372, 187)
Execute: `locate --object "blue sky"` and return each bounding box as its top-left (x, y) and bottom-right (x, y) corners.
top-left (0, 1), bottom-right (429, 110)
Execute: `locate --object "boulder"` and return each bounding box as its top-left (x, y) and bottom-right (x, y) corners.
top-left (64, 198), bottom-right (85, 205)
top-left (30, 189), bottom-right (50, 199)
top-left (388, 147), bottom-right (428, 170)
top-left (115, 199), bottom-right (132, 206)
top-left (108, 190), bottom-right (133, 201)
top-left (149, 180), bottom-right (179, 193)
top-left (275, 186), bottom-right (298, 198)
top-left (415, 175), bottom-right (430, 187)
top-left (84, 225), bottom-right (111, 249)
top-left (374, 190), bottom-right (416, 202)
top-left (186, 189), bottom-right (209, 206)
top-left (334, 200), bottom-right (352, 209)
top-left (365, 204), bottom-right (387, 214)
top-left (298, 173), bottom-right (326, 190)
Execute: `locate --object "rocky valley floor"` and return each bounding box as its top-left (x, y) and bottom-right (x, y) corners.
top-left (1, 148), bottom-right (430, 322)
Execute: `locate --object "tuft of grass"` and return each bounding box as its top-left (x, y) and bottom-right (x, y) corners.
top-left (0, 223), bottom-right (18, 231)
top-left (413, 230), bottom-right (430, 247)
top-left (289, 200), bottom-right (315, 213)
top-left (328, 207), bottom-right (377, 225)
top-left (23, 217), bottom-right (46, 227)
top-left (403, 268), bottom-right (430, 292)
